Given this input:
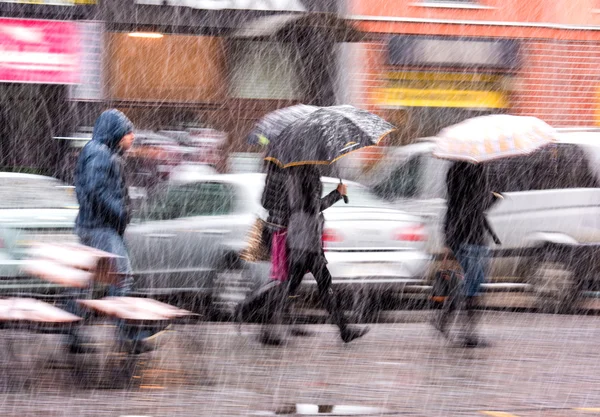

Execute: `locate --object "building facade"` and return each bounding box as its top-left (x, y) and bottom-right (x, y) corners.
top-left (0, 0), bottom-right (357, 176)
top-left (345, 0), bottom-right (600, 146)
top-left (0, 2), bottom-right (95, 175)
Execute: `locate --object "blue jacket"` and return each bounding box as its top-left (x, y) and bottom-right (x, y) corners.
top-left (75, 109), bottom-right (134, 235)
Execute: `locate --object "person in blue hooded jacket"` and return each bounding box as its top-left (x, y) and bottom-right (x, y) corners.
top-left (65, 109), bottom-right (155, 354)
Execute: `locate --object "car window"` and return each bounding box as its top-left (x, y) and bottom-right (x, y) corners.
top-left (144, 182), bottom-right (235, 221)
top-left (0, 177), bottom-right (77, 209)
top-left (487, 144), bottom-right (600, 192)
top-left (371, 154), bottom-right (422, 200)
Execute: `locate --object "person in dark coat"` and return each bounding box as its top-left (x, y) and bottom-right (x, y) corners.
top-left (273, 165), bottom-right (369, 344)
top-left (438, 161), bottom-right (502, 347)
top-left (237, 161), bottom-right (310, 343)
top-left (65, 109), bottom-right (156, 354)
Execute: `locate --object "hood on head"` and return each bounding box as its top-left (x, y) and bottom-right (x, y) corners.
top-left (92, 109), bottom-right (134, 150)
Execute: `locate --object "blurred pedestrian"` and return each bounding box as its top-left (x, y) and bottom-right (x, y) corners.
top-left (236, 161), bottom-right (312, 342)
top-left (65, 109), bottom-right (157, 355)
top-left (261, 165), bottom-right (369, 345)
top-left (438, 161), bottom-right (502, 348)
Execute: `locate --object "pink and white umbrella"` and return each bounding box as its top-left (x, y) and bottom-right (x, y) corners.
top-left (433, 114), bottom-right (557, 163)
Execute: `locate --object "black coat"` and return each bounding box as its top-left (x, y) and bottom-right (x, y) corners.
top-left (444, 162), bottom-right (500, 252)
top-left (286, 166), bottom-right (342, 254)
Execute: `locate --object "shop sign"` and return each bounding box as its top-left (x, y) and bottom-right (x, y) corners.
top-left (135, 0), bottom-right (305, 11)
top-left (0, 18), bottom-right (80, 84)
top-left (376, 87), bottom-right (508, 109)
top-left (0, 1), bottom-right (95, 4)
top-left (388, 36), bottom-right (520, 70)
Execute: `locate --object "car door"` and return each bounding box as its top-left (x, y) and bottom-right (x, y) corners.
top-left (163, 181), bottom-right (239, 294)
top-left (371, 149), bottom-right (448, 256)
top-left (126, 186), bottom-right (186, 295)
top-left (486, 144), bottom-right (600, 281)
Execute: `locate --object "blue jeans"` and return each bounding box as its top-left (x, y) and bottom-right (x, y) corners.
top-left (455, 244), bottom-right (490, 297)
top-left (64, 228), bottom-right (155, 343)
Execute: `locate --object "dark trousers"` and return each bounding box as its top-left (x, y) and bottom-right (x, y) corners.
top-left (277, 251), bottom-right (347, 332)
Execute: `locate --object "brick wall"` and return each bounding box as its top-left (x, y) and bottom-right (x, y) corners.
top-left (355, 37), bottom-right (600, 129)
top-left (512, 39), bottom-right (600, 127)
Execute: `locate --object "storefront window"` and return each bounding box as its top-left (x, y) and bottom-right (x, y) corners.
top-left (228, 40), bottom-right (302, 100)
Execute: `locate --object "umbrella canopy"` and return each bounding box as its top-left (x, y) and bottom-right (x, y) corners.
top-left (433, 114), bottom-right (557, 163)
top-left (264, 105), bottom-right (395, 168)
top-left (246, 104), bottom-right (319, 146)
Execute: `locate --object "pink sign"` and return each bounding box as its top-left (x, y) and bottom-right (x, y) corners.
top-left (0, 18), bottom-right (80, 84)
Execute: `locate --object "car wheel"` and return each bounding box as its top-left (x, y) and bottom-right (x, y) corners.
top-left (210, 259), bottom-right (255, 321)
top-left (529, 252), bottom-right (581, 314)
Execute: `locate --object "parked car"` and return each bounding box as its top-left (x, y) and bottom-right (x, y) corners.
top-left (364, 131), bottom-right (600, 312)
top-left (0, 173), bottom-right (79, 296)
top-left (126, 173), bottom-right (431, 319)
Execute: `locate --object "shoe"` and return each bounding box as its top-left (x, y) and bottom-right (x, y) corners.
top-left (68, 334), bottom-right (98, 354)
top-left (290, 326), bottom-right (314, 337)
top-left (258, 330), bottom-right (284, 346)
top-left (118, 339), bottom-right (156, 355)
top-left (130, 340), bottom-right (156, 355)
top-left (68, 343), bottom-right (98, 355)
top-left (234, 303), bottom-right (243, 334)
top-left (430, 314), bottom-right (450, 339)
top-left (459, 336), bottom-right (490, 349)
top-left (340, 326), bottom-right (370, 343)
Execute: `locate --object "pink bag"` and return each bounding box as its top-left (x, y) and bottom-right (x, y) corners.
top-left (270, 230), bottom-right (288, 282)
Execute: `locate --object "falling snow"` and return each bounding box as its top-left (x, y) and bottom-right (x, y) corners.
top-left (0, 0), bottom-right (600, 416)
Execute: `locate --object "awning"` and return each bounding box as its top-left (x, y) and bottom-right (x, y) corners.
top-left (231, 12), bottom-right (363, 42)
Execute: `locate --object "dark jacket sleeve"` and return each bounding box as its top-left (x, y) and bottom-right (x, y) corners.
top-left (319, 189), bottom-right (342, 211)
top-left (287, 172), bottom-right (304, 214)
top-left (87, 151), bottom-right (127, 229)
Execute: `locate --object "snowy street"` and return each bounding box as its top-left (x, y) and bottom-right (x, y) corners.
top-left (2, 310), bottom-right (600, 417)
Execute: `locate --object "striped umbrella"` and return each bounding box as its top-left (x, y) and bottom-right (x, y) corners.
top-left (433, 114), bottom-right (558, 163)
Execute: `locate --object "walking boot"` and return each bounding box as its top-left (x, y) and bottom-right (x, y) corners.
top-left (67, 332), bottom-right (98, 354)
top-left (431, 297), bottom-right (457, 339)
top-left (323, 287), bottom-right (369, 343)
top-left (340, 326), bottom-right (370, 343)
top-left (459, 296), bottom-right (489, 348)
top-left (258, 327), bottom-right (285, 346)
top-left (257, 285), bottom-right (287, 346)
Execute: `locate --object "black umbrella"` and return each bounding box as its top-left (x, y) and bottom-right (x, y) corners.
top-left (246, 104), bottom-right (319, 146)
top-left (264, 105), bottom-right (395, 168)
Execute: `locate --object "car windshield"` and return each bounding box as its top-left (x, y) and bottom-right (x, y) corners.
top-left (322, 182), bottom-right (388, 208)
top-left (0, 177), bottom-right (78, 209)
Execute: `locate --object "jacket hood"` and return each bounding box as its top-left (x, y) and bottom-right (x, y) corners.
top-left (92, 109), bottom-right (134, 150)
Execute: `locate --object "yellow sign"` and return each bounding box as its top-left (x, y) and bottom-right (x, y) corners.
top-left (376, 87), bottom-right (509, 109)
top-left (376, 71), bottom-right (509, 109)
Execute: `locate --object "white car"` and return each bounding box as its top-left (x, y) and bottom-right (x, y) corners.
top-left (365, 130), bottom-right (600, 312)
top-left (126, 173), bottom-right (431, 318)
top-left (0, 173), bottom-right (79, 296)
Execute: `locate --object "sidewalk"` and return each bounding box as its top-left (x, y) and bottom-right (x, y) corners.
top-left (1, 311), bottom-right (600, 417)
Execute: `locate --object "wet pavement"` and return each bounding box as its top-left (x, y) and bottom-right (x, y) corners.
top-left (1, 311), bottom-right (600, 417)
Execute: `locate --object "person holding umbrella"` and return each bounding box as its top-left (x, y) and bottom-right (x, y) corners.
top-left (431, 114), bottom-right (558, 347)
top-left (279, 164), bottom-right (369, 344)
top-left (257, 105), bottom-right (394, 344)
top-left (439, 161), bottom-right (502, 347)
top-left (238, 104), bottom-right (394, 345)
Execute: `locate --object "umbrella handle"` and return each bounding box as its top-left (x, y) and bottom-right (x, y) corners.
top-left (339, 179), bottom-right (349, 204)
